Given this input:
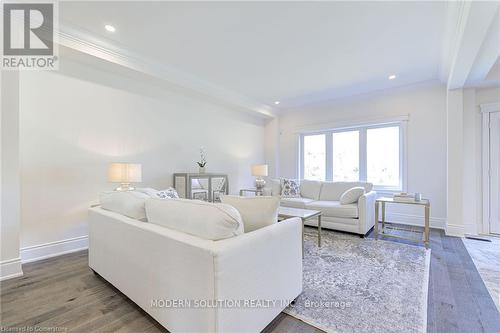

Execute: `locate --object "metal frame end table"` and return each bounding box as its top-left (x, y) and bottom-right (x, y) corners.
top-left (278, 206), bottom-right (322, 258)
top-left (375, 197), bottom-right (430, 249)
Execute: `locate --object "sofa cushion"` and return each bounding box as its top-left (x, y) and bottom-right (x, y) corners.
top-left (305, 201), bottom-right (359, 218)
top-left (220, 195), bottom-right (279, 232)
top-left (145, 198), bottom-right (244, 240)
top-left (319, 182), bottom-right (373, 201)
top-left (281, 178), bottom-right (301, 198)
top-left (100, 191), bottom-right (150, 221)
top-left (300, 180), bottom-right (322, 200)
top-left (280, 197), bottom-right (315, 209)
top-left (340, 187), bottom-right (365, 204)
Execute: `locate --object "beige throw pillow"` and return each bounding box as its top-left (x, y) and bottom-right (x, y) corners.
top-left (340, 187), bottom-right (365, 205)
top-left (220, 195), bottom-right (279, 232)
top-left (145, 198), bottom-right (244, 240)
top-left (100, 191), bottom-right (150, 221)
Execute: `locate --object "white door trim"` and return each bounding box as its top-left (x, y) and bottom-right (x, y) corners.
top-left (480, 102), bottom-right (500, 234)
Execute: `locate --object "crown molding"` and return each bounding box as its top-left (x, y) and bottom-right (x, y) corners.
top-left (56, 25), bottom-right (275, 119)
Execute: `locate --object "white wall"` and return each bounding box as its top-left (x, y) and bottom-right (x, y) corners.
top-left (270, 82), bottom-right (448, 228)
top-left (446, 88), bottom-right (466, 235)
top-left (18, 55), bottom-right (266, 261)
top-left (462, 85), bottom-right (500, 235)
top-left (462, 88), bottom-right (478, 234)
top-left (476, 85), bottom-right (500, 104)
top-left (0, 71), bottom-right (23, 280)
top-left (264, 118), bottom-right (280, 178)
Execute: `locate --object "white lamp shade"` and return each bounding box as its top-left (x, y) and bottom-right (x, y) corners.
top-left (108, 163), bottom-right (142, 183)
top-left (251, 164), bottom-right (268, 177)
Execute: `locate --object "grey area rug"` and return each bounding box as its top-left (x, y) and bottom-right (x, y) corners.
top-left (284, 228), bottom-right (430, 333)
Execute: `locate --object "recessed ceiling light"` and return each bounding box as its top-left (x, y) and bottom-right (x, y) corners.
top-left (105, 25), bottom-right (116, 32)
top-left (388, 74), bottom-right (397, 80)
top-left (274, 101), bottom-right (280, 105)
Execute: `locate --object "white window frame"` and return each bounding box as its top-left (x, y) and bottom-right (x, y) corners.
top-left (299, 121), bottom-right (407, 193)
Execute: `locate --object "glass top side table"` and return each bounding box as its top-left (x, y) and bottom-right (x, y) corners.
top-left (375, 197), bottom-right (431, 249)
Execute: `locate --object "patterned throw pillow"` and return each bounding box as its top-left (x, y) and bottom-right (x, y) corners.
top-left (156, 187), bottom-right (179, 199)
top-left (281, 178), bottom-right (300, 198)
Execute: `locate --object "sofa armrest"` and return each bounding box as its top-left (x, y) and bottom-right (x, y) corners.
top-left (88, 207), bottom-right (217, 333)
top-left (358, 191), bottom-right (377, 234)
top-left (212, 218), bottom-right (303, 332)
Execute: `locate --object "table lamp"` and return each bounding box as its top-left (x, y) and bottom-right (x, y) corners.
top-left (252, 164), bottom-right (268, 190)
top-left (108, 163), bottom-right (142, 191)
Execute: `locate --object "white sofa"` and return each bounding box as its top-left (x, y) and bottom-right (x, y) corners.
top-left (88, 200), bottom-right (302, 333)
top-left (268, 180), bottom-right (377, 236)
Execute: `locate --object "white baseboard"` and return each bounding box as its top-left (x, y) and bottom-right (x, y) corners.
top-left (20, 235), bottom-right (89, 263)
top-left (385, 212), bottom-right (446, 229)
top-left (445, 223), bottom-right (477, 237)
top-left (446, 223), bottom-right (464, 237)
top-left (0, 257), bottom-right (23, 281)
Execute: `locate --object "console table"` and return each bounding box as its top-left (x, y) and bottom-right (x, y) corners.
top-left (239, 188), bottom-right (264, 196)
top-left (173, 173), bottom-right (228, 202)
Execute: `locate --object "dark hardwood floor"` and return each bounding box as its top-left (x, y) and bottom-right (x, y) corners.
top-left (1, 226), bottom-right (499, 333)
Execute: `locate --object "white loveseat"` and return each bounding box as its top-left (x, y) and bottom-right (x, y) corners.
top-left (269, 180), bottom-right (377, 236)
top-left (89, 195), bottom-right (302, 333)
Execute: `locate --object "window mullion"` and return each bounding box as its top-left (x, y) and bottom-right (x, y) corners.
top-left (299, 134), bottom-right (304, 180)
top-left (325, 132), bottom-right (333, 181)
top-left (359, 128), bottom-right (367, 182)
top-left (400, 123), bottom-right (407, 191)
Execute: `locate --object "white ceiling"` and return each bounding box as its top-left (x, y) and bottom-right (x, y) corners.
top-left (59, 1), bottom-right (447, 110)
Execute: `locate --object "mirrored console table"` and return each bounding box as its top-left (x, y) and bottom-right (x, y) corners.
top-left (173, 173), bottom-right (228, 202)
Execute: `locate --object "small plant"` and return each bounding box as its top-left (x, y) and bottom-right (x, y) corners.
top-left (197, 147), bottom-right (207, 168)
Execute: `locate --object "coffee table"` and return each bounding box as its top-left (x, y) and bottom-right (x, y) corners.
top-left (278, 206), bottom-right (322, 257)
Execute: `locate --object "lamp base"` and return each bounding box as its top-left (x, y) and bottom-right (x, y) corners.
top-left (115, 183), bottom-right (135, 191)
top-left (255, 178), bottom-right (266, 190)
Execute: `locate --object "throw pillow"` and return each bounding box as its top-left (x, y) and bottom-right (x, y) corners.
top-left (100, 191), bottom-right (150, 221)
top-left (340, 187), bottom-right (365, 205)
top-left (145, 198), bottom-right (243, 240)
top-left (220, 195), bottom-right (279, 232)
top-left (156, 187), bottom-right (179, 199)
top-left (281, 178), bottom-right (300, 198)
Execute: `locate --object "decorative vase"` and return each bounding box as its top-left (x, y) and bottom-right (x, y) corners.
top-left (199, 166), bottom-right (206, 174)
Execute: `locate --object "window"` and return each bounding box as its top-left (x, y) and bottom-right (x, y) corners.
top-left (300, 122), bottom-right (405, 191)
top-left (367, 127), bottom-right (400, 187)
top-left (302, 134), bottom-right (326, 180)
top-left (332, 130), bottom-right (359, 181)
